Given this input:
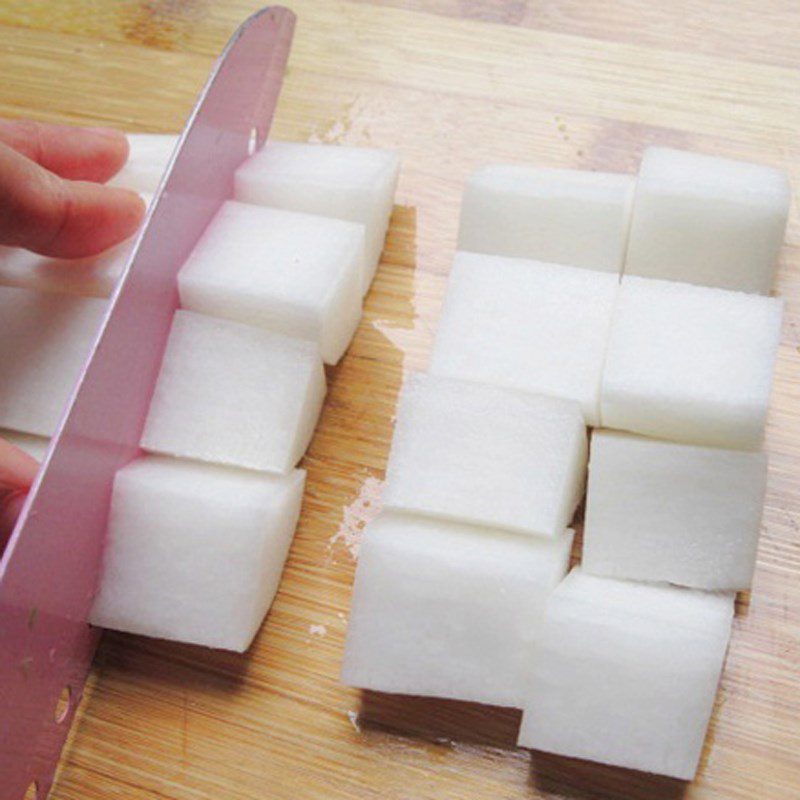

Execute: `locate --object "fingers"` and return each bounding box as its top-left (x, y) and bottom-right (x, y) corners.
top-left (0, 439), bottom-right (39, 552)
top-left (0, 142), bottom-right (145, 258)
top-left (0, 119), bottom-right (129, 183)
top-left (0, 491), bottom-right (28, 553)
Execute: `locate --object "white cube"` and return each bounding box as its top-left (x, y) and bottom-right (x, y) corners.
top-left (0, 430), bottom-right (49, 462)
top-left (584, 431), bottom-right (768, 590)
top-left (0, 287), bottom-right (106, 436)
top-left (383, 373), bottom-right (586, 537)
top-left (90, 456), bottom-right (305, 651)
top-left (518, 569), bottom-right (734, 780)
top-left (601, 276), bottom-right (783, 449)
top-left (459, 164), bottom-right (634, 273)
top-left (108, 133), bottom-right (178, 194)
top-left (625, 147), bottom-right (790, 294)
top-left (235, 141), bottom-right (400, 294)
top-left (429, 253), bottom-right (619, 425)
top-left (0, 194), bottom-right (151, 299)
top-left (178, 201), bottom-right (364, 364)
top-left (342, 513), bottom-right (573, 707)
top-left (140, 311), bottom-right (326, 473)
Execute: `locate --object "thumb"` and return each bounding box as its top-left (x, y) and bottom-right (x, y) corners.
top-left (0, 438), bottom-right (39, 553)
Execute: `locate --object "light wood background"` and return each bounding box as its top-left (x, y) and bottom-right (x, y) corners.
top-left (0, 1), bottom-right (798, 798)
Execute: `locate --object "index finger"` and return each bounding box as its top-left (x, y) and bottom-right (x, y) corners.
top-left (0, 119), bottom-right (129, 183)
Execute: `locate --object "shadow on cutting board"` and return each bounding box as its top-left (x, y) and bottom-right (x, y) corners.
top-left (358, 689), bottom-right (522, 750)
top-left (529, 751), bottom-right (687, 800)
top-left (357, 690), bottom-right (686, 800)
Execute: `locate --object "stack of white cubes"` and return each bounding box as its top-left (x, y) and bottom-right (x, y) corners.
top-left (89, 136), bottom-right (400, 651)
top-left (343, 146), bottom-right (789, 781)
top-left (0, 133), bottom-right (400, 653)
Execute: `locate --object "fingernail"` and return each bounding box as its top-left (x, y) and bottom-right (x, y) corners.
top-left (85, 126), bottom-right (125, 140)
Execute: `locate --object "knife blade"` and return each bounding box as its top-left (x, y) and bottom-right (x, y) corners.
top-left (0, 8), bottom-right (295, 798)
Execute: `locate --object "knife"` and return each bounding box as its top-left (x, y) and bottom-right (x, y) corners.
top-left (0, 8), bottom-right (295, 798)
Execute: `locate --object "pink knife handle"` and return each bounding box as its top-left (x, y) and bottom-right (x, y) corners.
top-left (0, 8), bottom-right (295, 799)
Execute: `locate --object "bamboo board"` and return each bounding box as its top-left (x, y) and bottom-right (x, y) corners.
top-left (0, 2), bottom-right (798, 798)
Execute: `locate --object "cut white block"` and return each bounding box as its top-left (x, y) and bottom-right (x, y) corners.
top-left (235, 141), bottom-right (400, 293)
top-left (459, 164), bottom-right (634, 273)
top-left (0, 287), bottom-right (106, 436)
top-left (90, 456), bottom-right (305, 651)
top-left (625, 147), bottom-right (791, 294)
top-left (0, 429), bottom-right (49, 461)
top-left (178, 201), bottom-right (364, 364)
top-left (140, 311), bottom-right (326, 473)
top-left (342, 513), bottom-right (573, 707)
top-left (429, 253), bottom-right (619, 425)
top-left (384, 373), bottom-right (587, 537)
top-left (0, 194), bottom-right (153, 298)
top-left (584, 431), bottom-right (768, 590)
top-left (518, 569), bottom-right (734, 780)
top-left (601, 276), bottom-right (783, 449)
top-left (108, 133), bottom-right (178, 194)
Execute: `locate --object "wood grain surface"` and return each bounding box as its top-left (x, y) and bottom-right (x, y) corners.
top-left (0, 2), bottom-right (798, 798)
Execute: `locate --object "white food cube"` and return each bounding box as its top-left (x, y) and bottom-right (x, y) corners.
top-left (625, 147), bottom-right (790, 294)
top-left (600, 276), bottom-right (783, 449)
top-left (178, 202), bottom-right (364, 364)
top-left (583, 431), bottom-right (768, 590)
top-left (342, 513), bottom-right (573, 707)
top-left (109, 133), bottom-right (178, 194)
top-left (0, 287), bottom-right (106, 436)
top-left (235, 141), bottom-right (400, 294)
top-left (0, 430), bottom-right (49, 461)
top-left (429, 253), bottom-right (619, 425)
top-left (383, 373), bottom-right (586, 537)
top-left (459, 164), bottom-right (634, 273)
top-left (140, 311), bottom-right (326, 473)
top-left (90, 456), bottom-right (305, 651)
top-left (518, 569), bottom-right (734, 780)
top-left (0, 194), bottom-right (152, 298)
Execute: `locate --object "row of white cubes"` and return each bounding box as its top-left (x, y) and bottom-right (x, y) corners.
top-left (0, 137), bottom-right (400, 652)
top-left (434, 252), bottom-right (782, 445)
top-left (378, 372), bottom-right (767, 590)
top-left (462, 145), bottom-right (790, 293)
top-left (343, 146), bottom-right (790, 780)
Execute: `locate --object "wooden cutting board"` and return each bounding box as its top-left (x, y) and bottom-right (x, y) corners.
top-left (0, 2), bottom-right (798, 798)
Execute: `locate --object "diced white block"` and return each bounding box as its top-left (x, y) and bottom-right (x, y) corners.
top-left (584, 431), bottom-right (768, 590)
top-left (140, 311), bottom-right (326, 473)
top-left (459, 164), bottom-right (634, 273)
top-left (384, 373), bottom-right (586, 537)
top-left (108, 133), bottom-right (178, 194)
top-left (90, 456), bottom-right (305, 651)
top-left (625, 147), bottom-right (791, 294)
top-left (0, 429), bottom-right (49, 461)
top-left (601, 276), bottom-right (783, 449)
top-left (518, 569), bottom-right (734, 780)
top-left (178, 202), bottom-right (364, 364)
top-left (0, 194), bottom-right (153, 298)
top-left (429, 253), bottom-right (619, 425)
top-left (342, 513), bottom-right (573, 707)
top-left (235, 141), bottom-right (400, 293)
top-left (0, 287), bottom-right (106, 436)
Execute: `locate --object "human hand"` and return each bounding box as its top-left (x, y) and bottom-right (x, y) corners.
top-left (0, 119), bottom-right (145, 549)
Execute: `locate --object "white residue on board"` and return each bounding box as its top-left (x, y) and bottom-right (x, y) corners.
top-left (347, 710), bottom-right (361, 733)
top-left (329, 476), bottom-right (384, 561)
top-left (309, 624), bottom-right (327, 638)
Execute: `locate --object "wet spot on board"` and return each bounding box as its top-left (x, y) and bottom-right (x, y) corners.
top-left (580, 120), bottom-right (693, 172)
top-left (329, 476), bottom-right (384, 561)
top-left (118, 0), bottom-right (206, 50)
